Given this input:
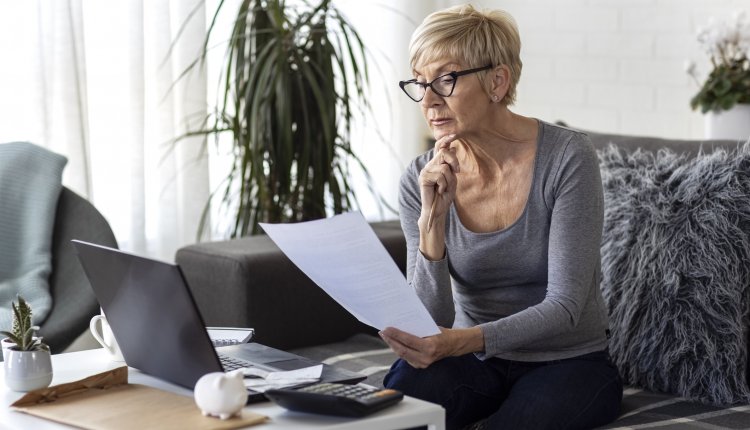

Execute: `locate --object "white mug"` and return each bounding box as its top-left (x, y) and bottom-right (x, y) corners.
top-left (89, 313), bottom-right (124, 362)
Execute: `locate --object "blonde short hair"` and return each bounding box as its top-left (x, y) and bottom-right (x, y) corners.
top-left (409, 4), bottom-right (522, 105)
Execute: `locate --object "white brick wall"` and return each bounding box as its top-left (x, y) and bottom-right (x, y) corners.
top-left (467, 0), bottom-right (747, 140)
top-left (345, 0), bottom-right (746, 147)
top-left (337, 0), bottom-right (748, 218)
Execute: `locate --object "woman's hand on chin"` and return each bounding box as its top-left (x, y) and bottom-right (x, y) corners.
top-left (419, 134), bottom-right (460, 227)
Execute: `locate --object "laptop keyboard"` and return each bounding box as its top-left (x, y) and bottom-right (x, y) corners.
top-left (219, 354), bottom-right (254, 372)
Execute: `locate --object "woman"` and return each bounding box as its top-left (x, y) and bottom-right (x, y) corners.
top-left (379, 5), bottom-right (623, 429)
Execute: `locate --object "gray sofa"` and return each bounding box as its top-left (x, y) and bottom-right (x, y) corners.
top-left (176, 222), bottom-right (403, 350)
top-left (176, 129), bottom-right (750, 428)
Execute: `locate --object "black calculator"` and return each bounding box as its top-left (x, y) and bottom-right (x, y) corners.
top-left (265, 382), bottom-right (404, 417)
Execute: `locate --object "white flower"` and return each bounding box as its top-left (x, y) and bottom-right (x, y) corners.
top-left (735, 11), bottom-right (750, 56)
top-left (684, 60), bottom-right (697, 77)
top-left (732, 10), bottom-right (747, 27)
top-left (739, 38), bottom-right (750, 57)
top-left (696, 11), bottom-right (750, 61)
top-left (690, 10), bottom-right (750, 112)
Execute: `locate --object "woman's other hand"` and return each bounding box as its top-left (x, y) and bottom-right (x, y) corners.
top-left (379, 326), bottom-right (483, 369)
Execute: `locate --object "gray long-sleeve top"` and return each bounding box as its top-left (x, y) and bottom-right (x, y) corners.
top-left (399, 121), bottom-right (609, 362)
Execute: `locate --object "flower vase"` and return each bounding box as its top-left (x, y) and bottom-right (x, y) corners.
top-left (704, 104), bottom-right (750, 141)
top-left (4, 349), bottom-right (53, 391)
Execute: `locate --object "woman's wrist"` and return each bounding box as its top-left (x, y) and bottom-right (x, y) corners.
top-left (460, 326), bottom-right (485, 355)
top-left (418, 216), bottom-right (447, 260)
top-left (443, 326), bottom-right (485, 357)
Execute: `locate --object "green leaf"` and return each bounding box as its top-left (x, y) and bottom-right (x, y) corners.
top-left (0, 331), bottom-right (20, 344)
top-left (172, 0), bottom-right (393, 239)
top-left (715, 78), bottom-right (732, 96)
top-left (720, 96), bottom-right (735, 110)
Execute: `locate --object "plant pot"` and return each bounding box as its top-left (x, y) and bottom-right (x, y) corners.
top-left (4, 349), bottom-right (53, 392)
top-left (1, 338), bottom-right (15, 361)
top-left (2, 337), bottom-right (43, 362)
top-left (704, 104), bottom-right (750, 141)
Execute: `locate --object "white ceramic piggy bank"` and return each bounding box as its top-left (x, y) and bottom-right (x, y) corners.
top-left (194, 370), bottom-right (248, 420)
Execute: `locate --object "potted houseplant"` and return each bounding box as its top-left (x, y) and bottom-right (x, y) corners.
top-left (1, 295), bottom-right (34, 361)
top-left (1, 296), bottom-right (53, 392)
top-left (687, 11), bottom-right (750, 140)
top-left (180, 0), bottom-right (374, 238)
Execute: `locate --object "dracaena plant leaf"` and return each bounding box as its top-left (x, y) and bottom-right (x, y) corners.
top-left (172, 0), bottom-right (390, 239)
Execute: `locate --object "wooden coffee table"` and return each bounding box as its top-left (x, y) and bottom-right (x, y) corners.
top-left (0, 348), bottom-right (445, 429)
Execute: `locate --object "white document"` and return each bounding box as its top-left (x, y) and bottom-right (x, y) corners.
top-left (260, 212), bottom-right (440, 337)
top-left (242, 365), bottom-right (323, 392)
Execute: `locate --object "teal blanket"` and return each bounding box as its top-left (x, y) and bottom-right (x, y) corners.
top-left (0, 142), bottom-right (67, 333)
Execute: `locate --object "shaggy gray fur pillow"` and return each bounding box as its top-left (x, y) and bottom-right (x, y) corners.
top-left (599, 143), bottom-right (750, 406)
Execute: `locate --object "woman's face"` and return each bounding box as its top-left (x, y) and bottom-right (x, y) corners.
top-left (413, 59), bottom-right (492, 141)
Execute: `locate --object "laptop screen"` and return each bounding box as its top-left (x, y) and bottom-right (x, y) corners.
top-left (72, 240), bottom-right (223, 388)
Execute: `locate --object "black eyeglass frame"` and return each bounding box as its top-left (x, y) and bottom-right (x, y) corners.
top-left (398, 64), bottom-right (494, 102)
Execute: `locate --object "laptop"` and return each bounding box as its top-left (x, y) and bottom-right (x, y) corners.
top-left (71, 240), bottom-right (365, 403)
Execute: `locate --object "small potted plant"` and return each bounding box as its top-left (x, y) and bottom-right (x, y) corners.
top-left (1, 296), bottom-right (53, 391)
top-left (686, 11), bottom-right (750, 139)
top-left (2, 296), bottom-right (33, 360)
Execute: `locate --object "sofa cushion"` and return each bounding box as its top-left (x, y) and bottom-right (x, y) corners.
top-left (600, 388), bottom-right (750, 428)
top-left (598, 143), bottom-right (750, 405)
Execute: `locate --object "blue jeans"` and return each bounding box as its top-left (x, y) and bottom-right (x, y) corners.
top-left (383, 350), bottom-right (622, 430)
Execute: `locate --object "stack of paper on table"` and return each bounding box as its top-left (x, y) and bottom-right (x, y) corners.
top-left (242, 364), bottom-right (323, 392)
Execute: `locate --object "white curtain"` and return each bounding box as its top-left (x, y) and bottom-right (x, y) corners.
top-left (334, 0), bottom-right (436, 218)
top-left (0, 0), bottom-right (209, 261)
top-left (0, 0), bottom-right (445, 261)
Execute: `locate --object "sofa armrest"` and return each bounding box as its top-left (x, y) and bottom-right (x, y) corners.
top-left (176, 220), bottom-right (406, 350)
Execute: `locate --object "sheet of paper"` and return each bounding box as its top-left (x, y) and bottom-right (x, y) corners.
top-left (242, 365), bottom-right (323, 392)
top-left (260, 212), bottom-right (440, 337)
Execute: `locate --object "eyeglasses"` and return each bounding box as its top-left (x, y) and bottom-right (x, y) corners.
top-left (398, 64), bottom-right (493, 102)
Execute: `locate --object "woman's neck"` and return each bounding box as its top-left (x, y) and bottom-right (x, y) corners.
top-left (453, 108), bottom-right (538, 175)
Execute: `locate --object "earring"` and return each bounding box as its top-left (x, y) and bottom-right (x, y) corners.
top-left (492, 95), bottom-right (499, 102)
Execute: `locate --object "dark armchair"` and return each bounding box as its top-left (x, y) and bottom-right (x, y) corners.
top-left (39, 187), bottom-right (118, 354)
